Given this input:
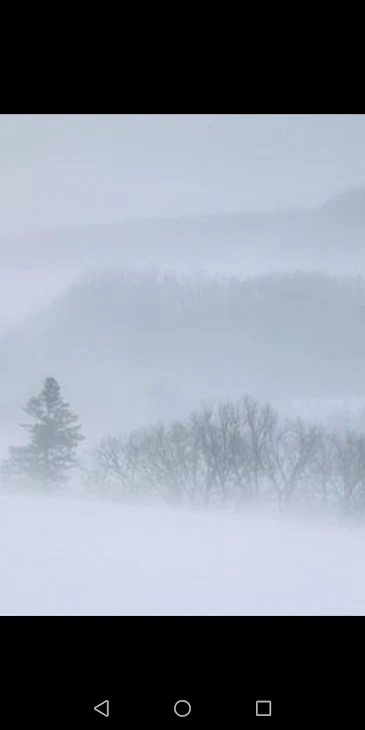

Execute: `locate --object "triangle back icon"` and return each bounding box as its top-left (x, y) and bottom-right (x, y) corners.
top-left (94, 700), bottom-right (109, 717)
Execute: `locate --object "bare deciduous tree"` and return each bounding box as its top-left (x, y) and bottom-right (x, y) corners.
top-left (87, 393), bottom-right (365, 521)
top-left (264, 417), bottom-right (321, 509)
top-left (329, 430), bottom-right (365, 516)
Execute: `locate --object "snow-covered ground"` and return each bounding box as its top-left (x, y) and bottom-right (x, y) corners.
top-left (1, 492), bottom-right (365, 616)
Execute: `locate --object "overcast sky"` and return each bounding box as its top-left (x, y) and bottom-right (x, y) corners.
top-left (0, 114), bottom-right (365, 236)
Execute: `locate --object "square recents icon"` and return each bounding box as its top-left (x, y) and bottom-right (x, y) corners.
top-left (256, 701), bottom-right (272, 717)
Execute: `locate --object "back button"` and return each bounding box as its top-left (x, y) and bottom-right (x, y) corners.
top-left (94, 700), bottom-right (109, 717)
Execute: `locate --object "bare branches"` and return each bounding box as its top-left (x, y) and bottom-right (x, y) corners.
top-left (264, 418), bottom-right (321, 509)
top-left (88, 394), bottom-right (365, 519)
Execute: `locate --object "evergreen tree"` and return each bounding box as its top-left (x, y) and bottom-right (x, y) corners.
top-left (2, 377), bottom-right (84, 488)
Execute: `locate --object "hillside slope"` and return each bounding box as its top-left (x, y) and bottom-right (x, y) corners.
top-left (1, 270), bottom-right (365, 445)
top-left (1, 188), bottom-right (365, 275)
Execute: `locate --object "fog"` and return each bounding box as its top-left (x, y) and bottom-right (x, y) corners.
top-left (1, 114), bottom-right (365, 235)
top-left (1, 114), bottom-right (365, 616)
top-left (1, 493), bottom-right (365, 616)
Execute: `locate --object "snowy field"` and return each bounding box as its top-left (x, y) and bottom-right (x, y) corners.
top-left (1, 493), bottom-right (365, 616)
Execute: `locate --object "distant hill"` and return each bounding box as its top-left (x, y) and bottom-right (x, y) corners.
top-left (1, 269), bottom-right (365, 445)
top-left (319, 186), bottom-right (365, 221)
top-left (1, 188), bottom-right (365, 275)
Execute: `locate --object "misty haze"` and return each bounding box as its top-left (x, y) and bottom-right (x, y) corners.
top-left (1, 113), bottom-right (365, 616)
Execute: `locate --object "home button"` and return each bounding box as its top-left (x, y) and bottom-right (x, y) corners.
top-left (174, 700), bottom-right (191, 717)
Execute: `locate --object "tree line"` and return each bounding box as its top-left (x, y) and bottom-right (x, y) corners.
top-left (3, 377), bottom-right (365, 520)
top-left (90, 396), bottom-right (365, 517)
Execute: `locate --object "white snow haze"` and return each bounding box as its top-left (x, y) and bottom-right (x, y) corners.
top-left (1, 113), bottom-right (365, 617)
top-left (1, 493), bottom-right (364, 616)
